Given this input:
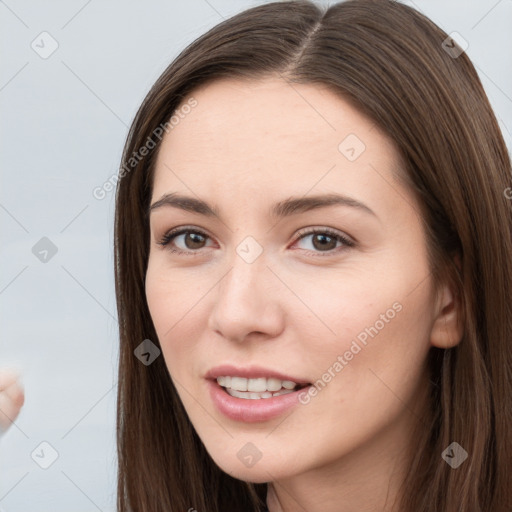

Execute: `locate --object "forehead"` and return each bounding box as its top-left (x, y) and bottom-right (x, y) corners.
top-left (151, 77), bottom-right (405, 214)
top-left (159, 76), bottom-right (383, 156)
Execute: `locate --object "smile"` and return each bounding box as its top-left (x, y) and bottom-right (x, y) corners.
top-left (216, 376), bottom-right (308, 399)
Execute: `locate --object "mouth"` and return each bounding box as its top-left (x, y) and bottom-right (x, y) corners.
top-left (215, 376), bottom-right (311, 400)
top-left (205, 365), bottom-right (313, 421)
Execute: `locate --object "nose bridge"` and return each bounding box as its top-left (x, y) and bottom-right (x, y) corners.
top-left (220, 238), bottom-right (269, 310)
top-left (208, 237), bottom-right (282, 341)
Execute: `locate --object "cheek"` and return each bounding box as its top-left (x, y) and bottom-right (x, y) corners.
top-left (145, 257), bottom-right (205, 329)
top-left (145, 261), bottom-right (196, 364)
top-left (145, 261), bottom-right (173, 337)
top-left (145, 257), bottom-right (219, 390)
top-left (293, 249), bottom-right (435, 411)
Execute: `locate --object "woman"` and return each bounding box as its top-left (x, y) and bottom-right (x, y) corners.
top-left (113, 0), bottom-right (512, 511)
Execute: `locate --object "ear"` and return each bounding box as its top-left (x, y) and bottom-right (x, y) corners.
top-left (430, 258), bottom-right (464, 349)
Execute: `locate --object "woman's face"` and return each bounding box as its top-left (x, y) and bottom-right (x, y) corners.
top-left (145, 77), bottom-right (447, 484)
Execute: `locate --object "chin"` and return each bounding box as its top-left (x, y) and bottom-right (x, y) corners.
top-left (223, 466), bottom-right (276, 484)
top-left (210, 451), bottom-right (297, 484)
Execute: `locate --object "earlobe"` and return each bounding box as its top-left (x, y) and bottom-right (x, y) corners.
top-left (430, 281), bottom-right (464, 349)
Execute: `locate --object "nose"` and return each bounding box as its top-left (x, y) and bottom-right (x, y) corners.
top-left (207, 248), bottom-right (284, 344)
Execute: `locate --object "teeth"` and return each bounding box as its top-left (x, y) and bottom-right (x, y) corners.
top-left (225, 388), bottom-right (295, 399)
top-left (217, 376), bottom-right (230, 388)
top-left (247, 377), bottom-right (266, 392)
top-left (266, 378), bottom-right (282, 392)
top-left (231, 377), bottom-right (247, 391)
top-left (216, 376), bottom-right (303, 393)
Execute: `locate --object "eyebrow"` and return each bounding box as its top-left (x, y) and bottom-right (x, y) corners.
top-left (149, 192), bottom-right (377, 221)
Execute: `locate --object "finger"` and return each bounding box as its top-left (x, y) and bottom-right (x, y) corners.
top-left (0, 369), bottom-right (22, 390)
top-left (3, 382), bottom-right (25, 408)
top-left (0, 393), bottom-right (22, 431)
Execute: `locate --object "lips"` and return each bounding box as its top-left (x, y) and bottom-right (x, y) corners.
top-left (205, 364), bottom-right (312, 422)
top-left (207, 378), bottom-right (312, 422)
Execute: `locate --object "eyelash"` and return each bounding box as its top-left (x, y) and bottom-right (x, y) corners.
top-left (157, 226), bottom-right (355, 257)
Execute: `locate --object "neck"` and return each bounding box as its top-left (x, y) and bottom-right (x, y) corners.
top-left (266, 447), bottom-right (404, 511)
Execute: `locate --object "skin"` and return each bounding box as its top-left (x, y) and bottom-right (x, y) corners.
top-left (0, 369), bottom-right (24, 433)
top-left (145, 77), bottom-right (462, 512)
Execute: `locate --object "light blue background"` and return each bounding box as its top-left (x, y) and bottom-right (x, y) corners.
top-left (1, 0), bottom-right (511, 510)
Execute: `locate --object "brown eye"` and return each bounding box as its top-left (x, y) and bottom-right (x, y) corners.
top-left (158, 228), bottom-right (212, 255)
top-left (293, 227), bottom-right (354, 256)
top-left (182, 232), bottom-right (207, 250)
top-left (310, 233), bottom-right (338, 251)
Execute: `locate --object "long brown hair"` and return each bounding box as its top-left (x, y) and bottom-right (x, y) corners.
top-left (113, 1), bottom-right (512, 510)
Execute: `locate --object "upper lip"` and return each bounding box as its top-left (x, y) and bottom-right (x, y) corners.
top-left (205, 364), bottom-right (311, 385)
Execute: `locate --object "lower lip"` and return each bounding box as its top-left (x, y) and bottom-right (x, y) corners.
top-left (207, 379), bottom-right (311, 423)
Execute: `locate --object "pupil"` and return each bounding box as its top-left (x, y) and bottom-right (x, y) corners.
top-left (186, 232), bottom-right (205, 249)
top-left (313, 234), bottom-right (335, 251)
